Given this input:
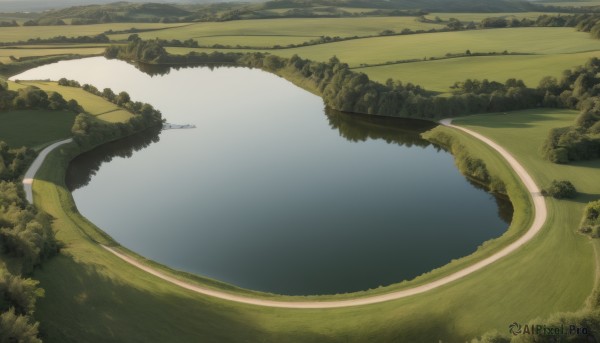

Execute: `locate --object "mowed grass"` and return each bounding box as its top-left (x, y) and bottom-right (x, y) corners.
top-left (16, 81), bottom-right (133, 123)
top-left (0, 109), bottom-right (75, 148)
top-left (0, 23), bottom-right (184, 43)
top-left (29, 107), bottom-right (597, 342)
top-left (0, 46), bottom-right (105, 64)
top-left (109, 17), bottom-right (444, 46)
top-left (356, 51), bottom-right (600, 92)
top-left (168, 27), bottom-right (600, 68)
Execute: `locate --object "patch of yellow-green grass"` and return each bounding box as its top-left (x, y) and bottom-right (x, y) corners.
top-left (194, 35), bottom-right (317, 47)
top-left (0, 109), bottom-right (75, 148)
top-left (0, 23), bottom-right (184, 43)
top-left (109, 17), bottom-right (444, 44)
top-left (0, 46), bottom-right (105, 64)
top-left (355, 51), bottom-right (600, 92)
top-left (167, 27), bottom-right (600, 68)
top-left (16, 81), bottom-right (132, 123)
top-left (31, 108), bottom-right (597, 342)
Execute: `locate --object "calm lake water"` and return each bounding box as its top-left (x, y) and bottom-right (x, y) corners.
top-left (14, 57), bottom-right (512, 295)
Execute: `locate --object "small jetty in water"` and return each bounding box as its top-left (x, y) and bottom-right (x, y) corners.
top-left (163, 123), bottom-right (197, 130)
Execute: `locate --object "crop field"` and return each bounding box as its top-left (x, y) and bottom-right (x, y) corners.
top-left (167, 27), bottom-right (600, 67)
top-left (0, 23), bottom-right (184, 43)
top-left (108, 17), bottom-right (445, 45)
top-left (356, 51), bottom-right (600, 92)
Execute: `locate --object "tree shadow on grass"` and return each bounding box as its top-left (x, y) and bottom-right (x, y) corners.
top-left (33, 253), bottom-right (271, 343)
top-left (455, 110), bottom-right (566, 129)
top-left (32, 252), bottom-right (463, 343)
top-left (571, 192), bottom-right (600, 205)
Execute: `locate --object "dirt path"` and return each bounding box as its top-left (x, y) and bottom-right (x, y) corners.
top-left (22, 138), bottom-right (73, 203)
top-left (26, 121), bottom-right (547, 308)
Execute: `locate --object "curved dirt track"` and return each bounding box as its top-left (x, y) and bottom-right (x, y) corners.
top-left (26, 121), bottom-right (546, 308)
top-left (22, 138), bottom-right (73, 203)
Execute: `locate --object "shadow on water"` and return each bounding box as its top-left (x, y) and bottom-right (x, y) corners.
top-left (133, 61), bottom-right (237, 77)
top-left (65, 125), bottom-right (161, 191)
top-left (325, 108), bottom-right (514, 225)
top-left (465, 178), bottom-right (514, 225)
top-left (325, 108), bottom-right (437, 148)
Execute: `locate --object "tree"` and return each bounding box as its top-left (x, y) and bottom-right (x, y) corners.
top-left (0, 308), bottom-right (41, 343)
top-left (116, 91), bottom-right (131, 106)
top-left (102, 88), bottom-right (116, 102)
top-left (543, 180), bottom-right (577, 199)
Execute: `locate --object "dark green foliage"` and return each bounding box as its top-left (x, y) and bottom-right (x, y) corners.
top-left (240, 52), bottom-right (542, 118)
top-left (543, 180), bottom-right (577, 199)
top-left (0, 143), bottom-right (35, 181)
top-left (0, 34), bottom-right (110, 47)
top-left (0, 21), bottom-right (18, 27)
top-left (104, 40), bottom-right (241, 65)
top-left (424, 130), bottom-right (506, 192)
top-left (0, 308), bottom-right (41, 343)
top-left (540, 59), bottom-right (600, 163)
top-left (0, 181), bottom-right (60, 272)
top-left (0, 272), bottom-right (44, 316)
top-left (58, 78), bottom-right (163, 149)
top-left (580, 200), bottom-right (600, 238)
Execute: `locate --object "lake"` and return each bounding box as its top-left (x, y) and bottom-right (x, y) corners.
top-left (14, 57), bottom-right (512, 295)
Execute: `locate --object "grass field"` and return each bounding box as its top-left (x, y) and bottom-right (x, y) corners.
top-left (0, 109), bottom-right (75, 148)
top-left (355, 51), bottom-right (600, 92)
top-left (0, 46), bottom-right (105, 64)
top-left (1, 15), bottom-right (600, 342)
top-left (109, 17), bottom-right (445, 46)
top-left (167, 27), bottom-right (600, 68)
top-left (15, 81), bottom-right (133, 123)
top-left (24, 107), bottom-right (597, 342)
top-left (0, 23), bottom-right (184, 43)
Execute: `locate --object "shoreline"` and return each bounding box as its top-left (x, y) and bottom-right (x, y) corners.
top-left (23, 118), bottom-right (546, 308)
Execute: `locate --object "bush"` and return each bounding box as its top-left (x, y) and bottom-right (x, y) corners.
top-left (580, 200), bottom-right (600, 237)
top-left (543, 180), bottom-right (577, 199)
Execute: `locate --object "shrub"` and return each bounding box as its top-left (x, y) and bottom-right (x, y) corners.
top-left (543, 180), bottom-right (577, 199)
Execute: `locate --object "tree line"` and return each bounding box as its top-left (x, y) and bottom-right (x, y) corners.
top-left (104, 38), bottom-right (241, 65)
top-left (539, 58), bottom-right (600, 163)
top-left (57, 78), bottom-right (164, 149)
top-left (0, 77), bottom-right (84, 341)
top-left (104, 39), bottom-right (599, 163)
top-left (0, 34), bottom-right (109, 47)
top-left (0, 79), bottom-right (81, 114)
top-left (0, 156), bottom-right (60, 342)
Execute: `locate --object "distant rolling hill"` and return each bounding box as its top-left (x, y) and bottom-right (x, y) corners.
top-left (0, 0), bottom-right (264, 13)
